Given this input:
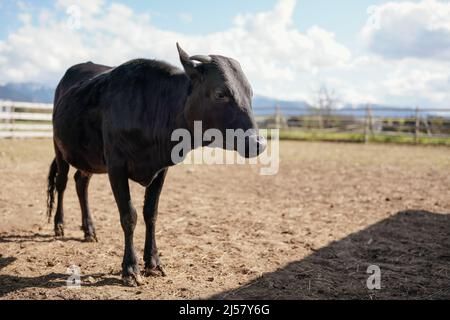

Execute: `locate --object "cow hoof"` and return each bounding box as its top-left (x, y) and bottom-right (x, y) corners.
top-left (84, 233), bottom-right (98, 243)
top-left (122, 273), bottom-right (144, 287)
top-left (144, 265), bottom-right (166, 277)
top-left (54, 224), bottom-right (64, 238)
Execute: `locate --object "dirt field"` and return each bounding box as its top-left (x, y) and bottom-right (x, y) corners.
top-left (0, 139), bottom-right (449, 300)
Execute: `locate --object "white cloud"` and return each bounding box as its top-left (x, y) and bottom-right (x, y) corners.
top-left (0, 0), bottom-right (350, 103)
top-left (352, 0), bottom-right (450, 107)
top-left (18, 13), bottom-right (32, 25)
top-left (362, 0), bottom-right (450, 60)
top-left (56, 0), bottom-right (105, 15)
top-left (382, 60), bottom-right (450, 103)
top-left (0, 0), bottom-right (449, 108)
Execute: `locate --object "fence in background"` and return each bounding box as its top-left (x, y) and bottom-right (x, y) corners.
top-left (0, 100), bottom-right (53, 138)
top-left (255, 105), bottom-right (450, 143)
top-left (2, 100), bottom-right (450, 143)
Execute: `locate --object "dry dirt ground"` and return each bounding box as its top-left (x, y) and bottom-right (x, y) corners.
top-left (0, 139), bottom-right (449, 300)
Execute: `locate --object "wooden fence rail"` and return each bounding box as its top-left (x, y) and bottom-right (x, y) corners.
top-left (0, 100), bottom-right (53, 138)
top-left (256, 105), bottom-right (450, 144)
top-left (0, 112), bottom-right (52, 121)
top-left (2, 100), bottom-right (450, 142)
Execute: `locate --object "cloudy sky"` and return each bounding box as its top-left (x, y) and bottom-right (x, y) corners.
top-left (0, 0), bottom-right (449, 108)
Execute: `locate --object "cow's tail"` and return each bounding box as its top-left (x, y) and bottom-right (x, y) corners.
top-left (46, 158), bottom-right (58, 223)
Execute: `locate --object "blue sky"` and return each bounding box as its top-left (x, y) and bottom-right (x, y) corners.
top-left (0, 0), bottom-right (448, 108)
top-left (0, 0), bottom-right (391, 46)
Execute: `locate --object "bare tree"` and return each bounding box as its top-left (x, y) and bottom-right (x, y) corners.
top-left (312, 85), bottom-right (339, 129)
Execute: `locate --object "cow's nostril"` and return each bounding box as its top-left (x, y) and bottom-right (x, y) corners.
top-left (257, 136), bottom-right (267, 154)
top-left (240, 135), bottom-right (266, 158)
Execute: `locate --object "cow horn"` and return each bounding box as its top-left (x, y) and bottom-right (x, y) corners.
top-left (176, 43), bottom-right (191, 64)
top-left (190, 55), bottom-right (212, 64)
top-left (177, 43), bottom-right (199, 79)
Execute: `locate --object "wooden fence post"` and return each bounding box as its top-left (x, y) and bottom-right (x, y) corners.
top-left (274, 105), bottom-right (287, 129)
top-left (318, 111), bottom-right (323, 129)
top-left (364, 105), bottom-right (372, 143)
top-left (275, 105), bottom-right (280, 129)
top-left (10, 102), bottom-right (15, 135)
top-left (415, 107), bottom-right (420, 144)
top-left (423, 116), bottom-right (432, 137)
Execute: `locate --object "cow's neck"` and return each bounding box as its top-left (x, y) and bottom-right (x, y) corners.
top-left (151, 74), bottom-right (192, 166)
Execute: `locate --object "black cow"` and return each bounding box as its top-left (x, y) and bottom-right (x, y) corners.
top-left (46, 43), bottom-right (266, 286)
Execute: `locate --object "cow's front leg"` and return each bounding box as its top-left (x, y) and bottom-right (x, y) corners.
top-left (108, 166), bottom-right (143, 286)
top-left (143, 169), bottom-right (168, 277)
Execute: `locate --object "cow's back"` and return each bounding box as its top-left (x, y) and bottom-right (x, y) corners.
top-left (54, 62), bottom-right (112, 106)
top-left (53, 62), bottom-right (113, 173)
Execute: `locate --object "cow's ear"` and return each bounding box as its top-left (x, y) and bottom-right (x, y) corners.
top-left (176, 43), bottom-right (199, 80)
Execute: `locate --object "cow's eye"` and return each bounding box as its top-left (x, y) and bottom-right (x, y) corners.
top-left (214, 90), bottom-right (229, 102)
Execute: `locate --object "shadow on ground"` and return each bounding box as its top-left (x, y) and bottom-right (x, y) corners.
top-left (0, 210), bottom-right (448, 299)
top-left (210, 210), bottom-right (450, 300)
top-left (0, 255), bottom-right (122, 297)
top-left (0, 255), bottom-right (65, 297)
top-left (0, 235), bottom-right (122, 297)
top-left (0, 233), bottom-right (83, 244)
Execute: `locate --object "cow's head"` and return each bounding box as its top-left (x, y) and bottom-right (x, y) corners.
top-left (177, 43), bottom-right (266, 158)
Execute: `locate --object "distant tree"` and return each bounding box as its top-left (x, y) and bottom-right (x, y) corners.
top-left (312, 85), bottom-right (339, 128)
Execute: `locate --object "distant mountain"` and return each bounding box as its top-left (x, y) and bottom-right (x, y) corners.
top-left (0, 83), bottom-right (54, 103)
top-left (253, 95), bottom-right (310, 109)
top-left (252, 95), bottom-right (310, 116)
top-left (253, 97), bottom-right (421, 118)
top-left (339, 103), bottom-right (420, 118)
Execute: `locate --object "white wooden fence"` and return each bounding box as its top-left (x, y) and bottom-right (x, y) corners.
top-left (0, 100), bottom-right (53, 138)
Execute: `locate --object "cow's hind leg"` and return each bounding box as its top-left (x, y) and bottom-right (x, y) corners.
top-left (143, 169), bottom-right (167, 277)
top-left (54, 148), bottom-right (69, 237)
top-left (108, 165), bottom-right (142, 286)
top-left (74, 170), bottom-right (97, 242)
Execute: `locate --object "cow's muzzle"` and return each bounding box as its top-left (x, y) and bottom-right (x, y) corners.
top-left (239, 134), bottom-right (267, 158)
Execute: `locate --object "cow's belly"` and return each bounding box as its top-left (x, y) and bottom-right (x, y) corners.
top-left (55, 135), bottom-right (107, 174)
top-left (126, 164), bottom-right (164, 187)
top-left (53, 108), bottom-right (107, 174)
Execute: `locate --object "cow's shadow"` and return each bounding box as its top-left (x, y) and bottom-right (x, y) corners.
top-left (0, 259), bottom-right (67, 297)
top-left (210, 210), bottom-right (450, 300)
top-left (0, 233), bottom-right (84, 244)
top-left (0, 256), bottom-right (67, 296)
